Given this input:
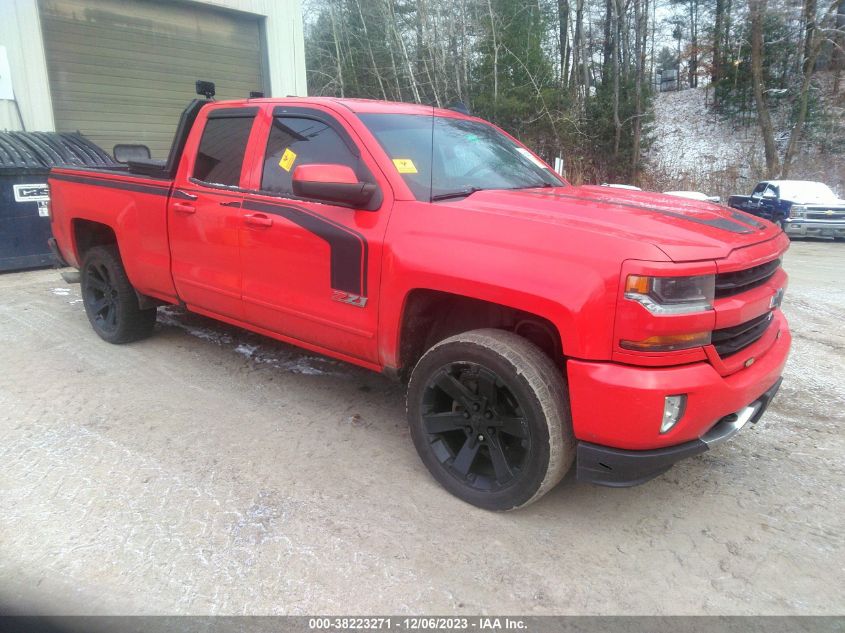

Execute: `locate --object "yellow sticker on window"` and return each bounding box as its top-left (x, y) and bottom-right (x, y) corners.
top-left (392, 158), bottom-right (418, 174)
top-left (279, 148), bottom-right (297, 172)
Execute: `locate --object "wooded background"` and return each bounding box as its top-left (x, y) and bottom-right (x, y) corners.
top-left (303, 0), bottom-right (845, 189)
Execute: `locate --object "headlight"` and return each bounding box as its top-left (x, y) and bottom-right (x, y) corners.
top-left (791, 205), bottom-right (806, 218)
top-left (624, 274), bottom-right (715, 315)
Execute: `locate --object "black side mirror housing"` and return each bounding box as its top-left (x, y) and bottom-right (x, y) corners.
top-left (293, 179), bottom-right (377, 208)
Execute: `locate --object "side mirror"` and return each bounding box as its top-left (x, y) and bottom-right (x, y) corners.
top-left (292, 164), bottom-right (377, 208)
top-left (113, 144), bottom-right (151, 163)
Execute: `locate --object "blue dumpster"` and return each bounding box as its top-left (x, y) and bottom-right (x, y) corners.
top-left (0, 132), bottom-right (116, 272)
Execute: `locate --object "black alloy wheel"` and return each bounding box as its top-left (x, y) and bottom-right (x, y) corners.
top-left (421, 362), bottom-right (530, 492)
top-left (408, 329), bottom-right (574, 511)
top-left (83, 259), bottom-right (120, 335)
top-left (80, 246), bottom-right (157, 344)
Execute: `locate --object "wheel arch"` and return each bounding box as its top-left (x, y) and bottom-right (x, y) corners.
top-left (72, 218), bottom-right (118, 263)
top-left (393, 288), bottom-right (570, 378)
top-left (73, 220), bottom-right (161, 310)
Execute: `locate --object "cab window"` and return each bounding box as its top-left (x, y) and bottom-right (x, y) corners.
top-left (193, 116), bottom-right (255, 187)
top-left (261, 117), bottom-right (360, 195)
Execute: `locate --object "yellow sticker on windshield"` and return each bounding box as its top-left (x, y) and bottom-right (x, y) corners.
top-left (279, 148), bottom-right (297, 172)
top-left (392, 158), bottom-right (418, 174)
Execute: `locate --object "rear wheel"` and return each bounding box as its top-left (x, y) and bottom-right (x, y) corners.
top-left (81, 246), bottom-right (156, 344)
top-left (407, 329), bottom-right (575, 510)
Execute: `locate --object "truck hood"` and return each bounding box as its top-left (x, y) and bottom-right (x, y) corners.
top-left (451, 185), bottom-right (781, 261)
top-left (798, 200), bottom-right (845, 210)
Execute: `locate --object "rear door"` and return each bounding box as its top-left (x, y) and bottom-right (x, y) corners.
top-left (168, 108), bottom-right (259, 319)
top-left (238, 106), bottom-right (392, 364)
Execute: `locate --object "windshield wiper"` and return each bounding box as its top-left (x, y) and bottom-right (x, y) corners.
top-left (431, 187), bottom-right (484, 202)
top-left (508, 182), bottom-right (556, 190)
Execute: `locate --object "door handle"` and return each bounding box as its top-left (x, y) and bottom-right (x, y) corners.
top-left (243, 213), bottom-right (273, 228)
top-left (173, 201), bottom-right (196, 214)
top-left (220, 200), bottom-right (241, 208)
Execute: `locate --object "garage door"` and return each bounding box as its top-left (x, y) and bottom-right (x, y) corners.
top-left (39, 0), bottom-right (266, 158)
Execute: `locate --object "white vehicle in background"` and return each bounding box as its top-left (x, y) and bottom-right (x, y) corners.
top-left (601, 183), bottom-right (642, 191)
top-left (664, 190), bottom-right (721, 204)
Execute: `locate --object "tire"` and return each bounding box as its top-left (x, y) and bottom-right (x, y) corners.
top-left (80, 245), bottom-right (156, 344)
top-left (407, 328), bottom-right (575, 511)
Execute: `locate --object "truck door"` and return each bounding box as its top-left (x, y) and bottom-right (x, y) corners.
top-left (759, 183), bottom-right (779, 222)
top-left (747, 182), bottom-right (767, 214)
top-left (168, 108), bottom-right (258, 319)
top-left (239, 107), bottom-right (391, 364)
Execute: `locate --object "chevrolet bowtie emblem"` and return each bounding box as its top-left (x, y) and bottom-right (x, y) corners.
top-left (826, 210), bottom-right (835, 215)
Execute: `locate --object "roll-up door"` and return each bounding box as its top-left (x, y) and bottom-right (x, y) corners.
top-left (40, 0), bottom-right (266, 158)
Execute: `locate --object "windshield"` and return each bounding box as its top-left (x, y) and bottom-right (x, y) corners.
top-left (777, 181), bottom-right (837, 203)
top-left (359, 113), bottom-right (564, 201)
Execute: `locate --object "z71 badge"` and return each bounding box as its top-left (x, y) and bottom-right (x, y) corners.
top-left (13, 184), bottom-right (50, 202)
top-left (331, 290), bottom-right (368, 307)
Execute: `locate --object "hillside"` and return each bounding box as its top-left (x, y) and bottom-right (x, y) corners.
top-left (644, 82), bottom-right (845, 200)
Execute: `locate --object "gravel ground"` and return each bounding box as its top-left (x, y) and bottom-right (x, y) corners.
top-left (0, 240), bottom-right (843, 616)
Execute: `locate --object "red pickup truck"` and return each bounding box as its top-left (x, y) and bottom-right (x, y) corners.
top-left (47, 94), bottom-right (791, 510)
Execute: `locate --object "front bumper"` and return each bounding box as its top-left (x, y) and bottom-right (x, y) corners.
top-left (567, 311), bottom-right (791, 486)
top-left (783, 218), bottom-right (845, 238)
top-left (576, 378), bottom-right (782, 486)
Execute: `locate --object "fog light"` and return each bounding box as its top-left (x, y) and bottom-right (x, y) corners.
top-left (661, 395), bottom-right (687, 434)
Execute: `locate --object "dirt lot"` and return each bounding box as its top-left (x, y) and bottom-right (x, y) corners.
top-left (0, 240), bottom-right (843, 616)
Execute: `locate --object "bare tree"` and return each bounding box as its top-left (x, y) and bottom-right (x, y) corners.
top-left (783, 0), bottom-right (845, 175)
top-left (749, 0), bottom-right (780, 176)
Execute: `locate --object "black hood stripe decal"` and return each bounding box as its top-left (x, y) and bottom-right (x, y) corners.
top-left (726, 208), bottom-right (767, 229)
top-left (529, 190), bottom-right (754, 234)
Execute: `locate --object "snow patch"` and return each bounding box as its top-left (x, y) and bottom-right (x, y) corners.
top-left (235, 344), bottom-right (258, 358)
top-left (648, 87), bottom-right (762, 181)
top-left (158, 306), bottom-right (337, 376)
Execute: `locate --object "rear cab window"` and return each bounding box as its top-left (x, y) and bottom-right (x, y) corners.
top-left (193, 111), bottom-right (256, 187)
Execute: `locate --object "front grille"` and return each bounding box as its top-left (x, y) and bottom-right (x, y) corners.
top-left (712, 312), bottom-right (773, 357)
top-left (806, 211), bottom-right (845, 220)
top-left (715, 258), bottom-right (780, 298)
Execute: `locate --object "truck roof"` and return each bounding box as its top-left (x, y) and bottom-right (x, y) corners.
top-left (235, 96), bottom-right (474, 118)
top-left (764, 179), bottom-right (827, 187)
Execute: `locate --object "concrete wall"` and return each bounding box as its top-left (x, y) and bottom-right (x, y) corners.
top-left (0, 0), bottom-right (306, 133)
top-left (201, 0), bottom-right (307, 98)
top-left (0, 0), bottom-right (55, 132)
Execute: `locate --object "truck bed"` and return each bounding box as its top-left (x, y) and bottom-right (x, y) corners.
top-left (49, 166), bottom-right (178, 303)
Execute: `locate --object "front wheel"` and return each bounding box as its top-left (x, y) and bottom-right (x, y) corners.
top-left (81, 245), bottom-right (157, 344)
top-left (407, 329), bottom-right (575, 511)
